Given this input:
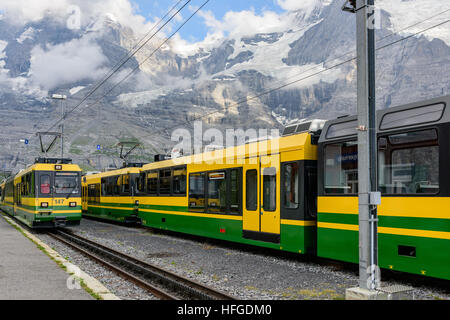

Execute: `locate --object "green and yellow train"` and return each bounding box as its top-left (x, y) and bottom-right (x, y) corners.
top-left (0, 158), bottom-right (82, 228)
top-left (81, 167), bottom-right (141, 224)
top-left (80, 95), bottom-right (450, 281)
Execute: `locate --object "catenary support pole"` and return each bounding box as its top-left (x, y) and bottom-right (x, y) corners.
top-left (355, 0), bottom-right (379, 291)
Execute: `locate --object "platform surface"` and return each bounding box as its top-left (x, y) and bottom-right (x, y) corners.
top-left (0, 216), bottom-right (92, 300)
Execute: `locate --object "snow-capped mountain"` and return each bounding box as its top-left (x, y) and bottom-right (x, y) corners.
top-left (0, 0), bottom-right (449, 172)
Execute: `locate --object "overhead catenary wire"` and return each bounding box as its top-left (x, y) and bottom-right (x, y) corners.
top-left (146, 16), bottom-right (450, 143)
top-left (34, 6), bottom-right (450, 138)
top-left (22, 6), bottom-right (450, 159)
top-left (65, 6), bottom-right (450, 146)
top-left (29, 0), bottom-right (193, 141)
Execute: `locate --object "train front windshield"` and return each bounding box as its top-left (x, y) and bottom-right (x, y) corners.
top-left (54, 172), bottom-right (80, 196)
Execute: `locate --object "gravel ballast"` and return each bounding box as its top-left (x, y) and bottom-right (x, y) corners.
top-left (40, 218), bottom-right (450, 300)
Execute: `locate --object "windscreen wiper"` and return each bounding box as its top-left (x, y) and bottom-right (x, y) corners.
top-left (66, 183), bottom-right (79, 200)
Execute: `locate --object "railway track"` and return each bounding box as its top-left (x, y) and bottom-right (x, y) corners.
top-left (48, 229), bottom-right (236, 300)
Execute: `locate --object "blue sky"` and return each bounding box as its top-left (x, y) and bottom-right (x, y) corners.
top-left (132, 0), bottom-right (286, 42)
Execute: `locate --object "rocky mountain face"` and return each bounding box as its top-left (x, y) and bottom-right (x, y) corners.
top-left (0, 0), bottom-right (449, 174)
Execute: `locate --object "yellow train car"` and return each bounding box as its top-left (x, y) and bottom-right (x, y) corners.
top-left (136, 121), bottom-right (323, 254)
top-left (82, 167), bottom-right (141, 224)
top-left (0, 158), bottom-right (82, 228)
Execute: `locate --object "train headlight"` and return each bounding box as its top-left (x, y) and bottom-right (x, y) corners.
top-left (41, 202), bottom-right (48, 208)
top-left (69, 202), bottom-right (77, 207)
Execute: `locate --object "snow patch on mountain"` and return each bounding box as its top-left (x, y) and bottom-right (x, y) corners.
top-left (378, 0), bottom-right (450, 45)
top-left (0, 40), bottom-right (7, 59)
top-left (69, 86), bottom-right (85, 95)
top-left (16, 26), bottom-right (39, 43)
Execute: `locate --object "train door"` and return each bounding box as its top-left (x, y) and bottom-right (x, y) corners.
top-left (243, 157), bottom-right (260, 232)
top-left (14, 182), bottom-right (20, 215)
top-left (243, 154), bottom-right (280, 243)
top-left (129, 173), bottom-right (139, 221)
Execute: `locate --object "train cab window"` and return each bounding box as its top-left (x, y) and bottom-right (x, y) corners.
top-left (40, 174), bottom-right (51, 195)
top-left (283, 162), bottom-right (299, 209)
top-left (246, 170), bottom-right (258, 211)
top-left (263, 167), bottom-right (277, 212)
top-left (159, 169), bottom-right (172, 195)
top-left (207, 172), bottom-right (227, 213)
top-left (147, 171), bottom-right (158, 195)
top-left (55, 172), bottom-right (79, 195)
top-left (324, 141), bottom-right (358, 194)
top-left (378, 129), bottom-right (439, 194)
top-left (189, 173), bottom-right (206, 212)
top-left (173, 167), bottom-right (187, 195)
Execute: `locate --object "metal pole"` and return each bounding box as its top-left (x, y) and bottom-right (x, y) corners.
top-left (52, 94), bottom-right (67, 160)
top-left (355, 0), bottom-right (379, 290)
top-left (61, 99), bottom-right (64, 159)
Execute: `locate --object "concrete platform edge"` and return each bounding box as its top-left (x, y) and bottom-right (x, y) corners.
top-left (345, 287), bottom-right (389, 300)
top-left (1, 214), bottom-right (120, 300)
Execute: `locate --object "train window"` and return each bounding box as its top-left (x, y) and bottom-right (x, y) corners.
top-left (88, 184), bottom-right (100, 204)
top-left (173, 167), bottom-right (187, 195)
top-left (388, 129), bottom-right (437, 145)
top-left (207, 171), bottom-right (227, 213)
top-left (246, 170), bottom-right (258, 211)
top-left (113, 176), bottom-right (120, 195)
top-left (102, 176), bottom-right (119, 196)
top-left (378, 130), bottom-right (439, 195)
top-left (121, 175), bottom-right (130, 194)
top-left (324, 141), bottom-right (358, 194)
top-left (326, 120), bottom-right (357, 139)
top-left (101, 178), bottom-right (107, 196)
top-left (380, 103), bottom-right (445, 130)
top-left (135, 172), bottom-right (146, 194)
top-left (159, 169), bottom-right (172, 195)
top-left (55, 172), bottom-right (79, 195)
top-left (147, 171), bottom-right (158, 195)
top-left (189, 173), bottom-right (205, 212)
top-left (283, 162), bottom-right (299, 209)
top-left (40, 174), bottom-right (51, 195)
top-left (263, 167), bottom-right (277, 212)
top-left (229, 169), bottom-right (240, 214)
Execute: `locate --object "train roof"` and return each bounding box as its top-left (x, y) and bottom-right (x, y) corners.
top-left (14, 162), bottom-right (82, 180)
top-left (318, 94), bottom-right (450, 144)
top-left (141, 130), bottom-right (319, 171)
top-left (82, 167), bottom-right (141, 183)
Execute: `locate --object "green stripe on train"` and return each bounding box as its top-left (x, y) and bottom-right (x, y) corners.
top-left (12, 206), bottom-right (82, 227)
top-left (317, 213), bottom-right (450, 280)
top-left (318, 212), bottom-right (450, 233)
top-left (139, 209), bottom-right (316, 254)
top-left (84, 205), bottom-right (138, 223)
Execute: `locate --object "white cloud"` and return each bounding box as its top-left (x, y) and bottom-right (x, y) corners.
top-left (170, 8), bottom-right (295, 57)
top-left (276, 0), bottom-right (330, 13)
top-left (0, 0), bottom-right (154, 35)
top-left (200, 9), bottom-right (291, 37)
top-left (28, 35), bottom-right (108, 90)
